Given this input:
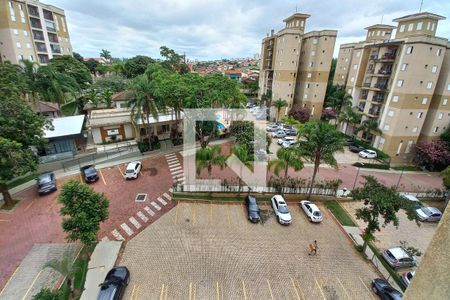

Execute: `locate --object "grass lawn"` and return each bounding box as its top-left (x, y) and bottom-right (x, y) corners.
top-left (61, 101), bottom-right (76, 116)
top-left (7, 172), bottom-right (38, 189)
top-left (324, 200), bottom-right (356, 226)
top-left (391, 165), bottom-right (422, 171)
top-left (59, 247), bottom-right (90, 299)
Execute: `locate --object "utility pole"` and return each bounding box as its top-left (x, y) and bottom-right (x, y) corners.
top-left (419, 0), bottom-right (424, 12)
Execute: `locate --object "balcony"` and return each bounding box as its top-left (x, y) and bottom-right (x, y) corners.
top-left (30, 18), bottom-right (42, 29)
top-left (35, 42), bottom-right (47, 53)
top-left (363, 82), bottom-right (371, 88)
top-left (372, 96), bottom-right (384, 103)
top-left (368, 109), bottom-right (380, 117)
top-left (38, 54), bottom-right (49, 64)
top-left (374, 83), bottom-right (388, 90)
top-left (369, 54), bottom-right (379, 60)
top-left (32, 29), bottom-right (45, 41)
top-left (47, 33), bottom-right (58, 43)
top-left (382, 52), bottom-right (396, 60)
top-left (361, 92), bottom-right (368, 100)
top-left (50, 44), bottom-right (61, 54)
top-left (377, 69), bottom-right (392, 76)
top-left (366, 68), bottom-right (375, 74)
top-left (43, 9), bottom-right (53, 21)
top-left (27, 6), bottom-right (39, 17)
top-left (358, 103), bottom-right (365, 112)
top-left (45, 20), bottom-right (57, 32)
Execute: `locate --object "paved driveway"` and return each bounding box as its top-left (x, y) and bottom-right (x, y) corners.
top-left (120, 201), bottom-right (379, 299)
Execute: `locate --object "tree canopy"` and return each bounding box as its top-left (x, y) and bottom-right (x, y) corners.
top-left (0, 62), bottom-right (28, 98)
top-left (47, 55), bottom-right (92, 89)
top-left (123, 55), bottom-right (154, 78)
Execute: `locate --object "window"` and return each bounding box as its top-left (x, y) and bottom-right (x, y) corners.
top-left (399, 25), bottom-right (405, 32)
top-left (407, 23), bottom-right (413, 31)
top-left (23, 30), bottom-right (28, 36)
top-left (306, 83), bottom-right (310, 89)
top-left (345, 58), bottom-right (348, 62)
top-left (347, 88), bottom-right (352, 94)
top-left (417, 112), bottom-right (423, 119)
top-left (26, 43), bottom-right (31, 49)
top-left (16, 42), bottom-right (21, 48)
top-left (447, 84), bottom-right (450, 91)
top-left (388, 110), bottom-right (394, 117)
top-left (406, 46), bottom-right (413, 54)
top-left (438, 112), bottom-right (443, 120)
top-left (412, 127), bottom-right (418, 133)
top-left (422, 97), bottom-right (428, 105)
top-left (443, 99), bottom-right (448, 105)
top-left (300, 20), bottom-right (304, 27)
top-left (29, 55), bottom-right (34, 61)
top-left (417, 22), bottom-right (423, 30)
top-left (307, 73), bottom-right (312, 78)
top-left (427, 22), bottom-right (431, 30)
top-left (313, 38), bottom-right (318, 45)
top-left (401, 63), bottom-right (408, 71)
top-left (427, 81), bottom-right (433, 89)
top-left (397, 141), bottom-right (403, 155)
top-left (392, 95), bottom-right (399, 102)
top-left (350, 76), bottom-right (355, 83)
top-left (13, 29), bottom-right (19, 35)
top-left (353, 64), bottom-right (357, 70)
top-left (308, 62), bottom-right (313, 67)
top-left (437, 48), bottom-right (442, 56)
top-left (311, 50), bottom-right (315, 56)
top-left (431, 22), bottom-right (435, 31)
top-left (17, 54), bottom-right (23, 61)
top-left (397, 80), bottom-right (404, 87)
top-left (405, 141), bottom-right (413, 154)
top-left (383, 124), bottom-right (390, 131)
top-left (356, 51), bottom-right (361, 57)
top-left (432, 65), bottom-right (438, 73)
top-left (377, 30), bottom-right (380, 36)
top-left (382, 31), bottom-right (385, 36)
top-left (304, 94), bottom-right (308, 99)
top-left (433, 127), bottom-right (439, 133)
top-left (9, 1), bottom-right (15, 21)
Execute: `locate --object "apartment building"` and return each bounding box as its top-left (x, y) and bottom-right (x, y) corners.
top-left (0, 0), bottom-right (72, 65)
top-left (258, 13), bottom-right (337, 120)
top-left (333, 12), bottom-right (450, 163)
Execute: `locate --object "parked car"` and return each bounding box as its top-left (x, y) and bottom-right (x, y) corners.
top-left (344, 138), bottom-right (354, 146)
top-left (371, 278), bottom-right (403, 299)
top-left (416, 206), bottom-right (442, 222)
top-left (97, 266), bottom-right (130, 300)
top-left (284, 127), bottom-right (297, 136)
top-left (271, 195), bottom-right (292, 225)
top-left (282, 140), bottom-right (295, 148)
top-left (349, 144), bottom-right (365, 153)
top-left (277, 136), bottom-right (295, 145)
top-left (382, 246), bottom-right (417, 269)
top-left (400, 271), bottom-right (415, 288)
top-left (299, 200), bottom-right (323, 223)
top-left (256, 113), bottom-right (266, 120)
top-left (272, 130), bottom-right (286, 138)
top-left (245, 195), bottom-right (260, 223)
top-left (124, 161), bottom-right (142, 179)
top-left (359, 149), bottom-right (377, 159)
top-left (80, 165), bottom-right (99, 183)
top-left (37, 172), bottom-right (57, 195)
top-left (400, 193), bottom-right (423, 209)
top-left (266, 124), bottom-right (279, 132)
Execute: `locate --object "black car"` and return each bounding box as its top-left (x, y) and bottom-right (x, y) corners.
top-left (37, 172), bottom-right (57, 195)
top-left (371, 278), bottom-right (403, 299)
top-left (344, 138), bottom-right (355, 146)
top-left (81, 165), bottom-right (99, 183)
top-left (245, 195), bottom-right (260, 223)
top-left (349, 144), bottom-right (365, 153)
top-left (97, 266), bottom-right (130, 300)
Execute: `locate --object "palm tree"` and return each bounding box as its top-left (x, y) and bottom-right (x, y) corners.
top-left (232, 144), bottom-right (254, 195)
top-left (100, 49), bottom-right (112, 61)
top-left (44, 250), bottom-right (78, 296)
top-left (196, 145), bottom-right (227, 175)
top-left (19, 59), bottom-right (39, 102)
top-left (272, 98), bottom-right (288, 122)
top-left (86, 89), bottom-right (101, 108)
top-left (35, 66), bottom-right (80, 104)
top-left (128, 74), bottom-right (160, 150)
top-left (269, 147), bottom-right (304, 178)
top-left (338, 106), bottom-right (362, 136)
top-left (101, 89), bottom-right (113, 108)
top-left (356, 119), bottom-right (382, 143)
top-left (326, 89), bottom-right (352, 113)
top-left (298, 121), bottom-right (344, 199)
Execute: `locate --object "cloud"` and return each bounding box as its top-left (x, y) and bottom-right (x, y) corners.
top-left (48, 0), bottom-right (450, 60)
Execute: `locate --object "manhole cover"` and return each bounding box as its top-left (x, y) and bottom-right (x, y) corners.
top-left (135, 193), bottom-right (147, 202)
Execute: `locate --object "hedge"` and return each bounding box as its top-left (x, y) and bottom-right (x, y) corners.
top-left (353, 162), bottom-right (390, 170)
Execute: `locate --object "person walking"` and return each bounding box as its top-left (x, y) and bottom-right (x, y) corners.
top-left (308, 240), bottom-right (318, 255)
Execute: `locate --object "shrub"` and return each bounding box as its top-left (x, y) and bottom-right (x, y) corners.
top-left (351, 138), bottom-right (390, 160)
top-left (355, 245), bottom-right (364, 252)
top-left (32, 288), bottom-right (61, 300)
top-left (353, 162), bottom-right (390, 170)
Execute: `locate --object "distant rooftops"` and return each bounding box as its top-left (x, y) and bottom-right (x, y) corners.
top-left (393, 12), bottom-right (446, 22)
top-left (224, 70), bottom-right (242, 75)
top-left (364, 24), bottom-right (396, 30)
top-left (283, 13), bottom-right (311, 23)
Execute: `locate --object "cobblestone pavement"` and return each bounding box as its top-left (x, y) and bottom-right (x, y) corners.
top-left (120, 202), bottom-right (379, 300)
top-left (341, 200), bottom-right (442, 264)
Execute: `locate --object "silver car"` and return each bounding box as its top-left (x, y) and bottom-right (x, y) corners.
top-left (382, 247), bottom-right (417, 269)
top-left (272, 130), bottom-right (286, 138)
top-left (416, 206), bottom-right (442, 222)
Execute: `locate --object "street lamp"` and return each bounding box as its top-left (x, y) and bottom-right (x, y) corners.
top-left (396, 155), bottom-right (408, 189)
top-left (353, 163), bottom-right (364, 190)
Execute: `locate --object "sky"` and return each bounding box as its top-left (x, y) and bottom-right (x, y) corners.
top-left (48, 0), bottom-right (450, 61)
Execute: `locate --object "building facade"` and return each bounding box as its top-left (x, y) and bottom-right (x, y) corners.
top-left (333, 12), bottom-right (450, 163)
top-left (0, 0), bottom-right (72, 65)
top-left (258, 13), bottom-right (337, 120)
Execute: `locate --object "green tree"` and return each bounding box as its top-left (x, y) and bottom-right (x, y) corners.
top-left (35, 65), bottom-right (80, 104)
top-left (232, 144), bottom-right (253, 195)
top-left (196, 145), bottom-right (227, 175)
top-left (325, 87), bottom-right (352, 115)
top-left (85, 89), bottom-right (101, 108)
top-left (48, 55), bottom-right (92, 89)
top-left (111, 62), bottom-right (125, 76)
top-left (92, 74), bottom-right (127, 93)
top-left (95, 64), bottom-right (110, 76)
top-left (100, 49), bottom-right (112, 60)
top-left (298, 121), bottom-right (344, 199)
top-left (338, 106), bottom-right (362, 136)
top-left (261, 90), bottom-right (272, 108)
top-left (83, 59), bottom-right (99, 75)
top-left (32, 288), bottom-right (61, 300)
top-left (272, 98), bottom-right (288, 122)
top-left (19, 59), bottom-right (40, 101)
top-left (58, 180), bottom-right (109, 247)
top-left (356, 119), bottom-right (382, 143)
top-left (123, 55), bottom-right (154, 78)
top-left (440, 127), bottom-right (450, 149)
top-left (229, 121), bottom-right (254, 150)
top-left (440, 166), bottom-right (450, 207)
top-left (159, 46), bottom-right (189, 74)
top-left (0, 62), bottom-right (28, 98)
top-left (72, 52), bottom-right (84, 62)
top-left (269, 147), bottom-right (304, 178)
top-left (351, 176), bottom-right (419, 252)
top-left (101, 89), bottom-right (114, 108)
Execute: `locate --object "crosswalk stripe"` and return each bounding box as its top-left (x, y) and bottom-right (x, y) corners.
top-left (120, 223), bottom-right (134, 236)
top-left (137, 211), bottom-right (148, 223)
top-left (157, 197), bottom-right (167, 206)
top-left (168, 162), bottom-right (180, 167)
top-left (165, 154), bottom-right (177, 160)
top-left (111, 229), bottom-right (125, 241)
top-left (173, 173), bottom-right (184, 179)
top-left (129, 217), bottom-right (141, 229)
top-left (144, 206), bottom-right (155, 216)
top-left (163, 193), bottom-right (172, 201)
top-left (171, 169), bottom-right (183, 175)
top-left (167, 157), bottom-right (179, 162)
top-left (151, 201), bottom-right (162, 211)
top-left (169, 188), bottom-right (173, 193)
top-left (170, 167), bottom-right (182, 173)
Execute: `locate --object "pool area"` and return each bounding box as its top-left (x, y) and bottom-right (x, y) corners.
top-left (217, 122), bottom-right (225, 129)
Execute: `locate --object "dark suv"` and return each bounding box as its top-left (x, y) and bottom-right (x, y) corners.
top-left (81, 165), bottom-right (99, 183)
top-left (37, 172), bottom-right (57, 195)
top-left (97, 266), bottom-right (130, 300)
top-left (245, 195), bottom-right (261, 223)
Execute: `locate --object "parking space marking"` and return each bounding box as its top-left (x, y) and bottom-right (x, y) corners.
top-left (266, 279), bottom-right (274, 300)
top-left (159, 284), bottom-right (165, 300)
top-left (295, 278), bottom-right (305, 300)
top-left (163, 193), bottom-right (172, 201)
top-left (24, 201), bottom-right (34, 212)
top-left (314, 277), bottom-right (326, 300)
top-left (170, 166), bottom-right (182, 172)
top-left (192, 202), bottom-right (197, 225)
top-left (129, 217), bottom-right (142, 229)
top-left (137, 211), bottom-right (148, 223)
top-left (241, 280), bottom-right (248, 300)
top-left (117, 166), bottom-right (124, 177)
top-left (337, 278), bottom-right (351, 300)
top-left (144, 206), bottom-right (155, 216)
top-left (157, 197), bottom-right (167, 206)
top-left (111, 229), bottom-right (125, 240)
top-left (120, 223), bottom-right (134, 236)
top-left (226, 205), bottom-right (231, 225)
top-left (131, 284), bottom-right (139, 300)
top-left (99, 169), bottom-right (107, 185)
top-left (151, 201), bottom-right (162, 211)
top-left (21, 269), bottom-right (43, 300)
top-left (290, 277), bottom-right (301, 300)
top-left (173, 202), bottom-right (180, 224)
top-left (79, 173), bottom-right (83, 182)
top-left (189, 282), bottom-right (193, 300)
top-left (359, 276), bottom-right (375, 299)
top-left (209, 202), bottom-right (213, 225)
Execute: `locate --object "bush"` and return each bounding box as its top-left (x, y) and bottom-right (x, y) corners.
top-left (353, 162), bottom-right (390, 170)
top-left (351, 138), bottom-right (390, 160)
top-left (355, 245), bottom-right (364, 252)
top-left (32, 288), bottom-right (61, 300)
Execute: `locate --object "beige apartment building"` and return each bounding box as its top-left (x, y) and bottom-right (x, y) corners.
top-left (0, 0), bottom-right (72, 65)
top-left (258, 13), bottom-right (337, 120)
top-left (333, 12), bottom-right (450, 164)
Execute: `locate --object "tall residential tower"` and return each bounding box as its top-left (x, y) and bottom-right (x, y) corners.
top-left (259, 13), bottom-right (337, 120)
top-left (0, 0), bottom-right (72, 65)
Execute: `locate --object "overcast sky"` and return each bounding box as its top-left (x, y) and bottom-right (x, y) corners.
top-left (48, 0), bottom-right (450, 61)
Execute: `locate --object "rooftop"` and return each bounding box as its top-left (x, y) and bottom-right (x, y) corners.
top-left (283, 13), bottom-right (311, 23)
top-left (44, 115), bottom-right (85, 139)
top-left (393, 12), bottom-right (445, 22)
top-left (112, 90), bottom-right (134, 102)
top-left (364, 24), bottom-right (396, 30)
top-left (33, 101), bottom-right (60, 113)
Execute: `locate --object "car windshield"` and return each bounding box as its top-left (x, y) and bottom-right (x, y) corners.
top-left (313, 211), bottom-right (321, 217)
top-left (126, 169), bottom-right (135, 173)
top-left (38, 175), bottom-right (51, 184)
top-left (278, 205), bottom-right (289, 214)
top-left (420, 207), bottom-right (432, 216)
top-left (85, 167), bottom-right (96, 175)
top-left (407, 272), bottom-right (414, 280)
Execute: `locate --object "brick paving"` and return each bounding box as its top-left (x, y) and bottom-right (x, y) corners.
top-left (120, 202), bottom-right (379, 299)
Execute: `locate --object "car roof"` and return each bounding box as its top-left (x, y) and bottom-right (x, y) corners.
top-left (273, 195), bottom-right (285, 203)
top-left (388, 247), bottom-right (410, 259)
top-left (400, 193), bottom-right (419, 202)
top-left (284, 137), bottom-right (295, 140)
top-left (127, 161), bottom-right (140, 168)
top-left (426, 207), bottom-right (442, 214)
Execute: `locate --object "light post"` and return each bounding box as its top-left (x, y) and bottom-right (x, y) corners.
top-left (353, 163), bottom-right (364, 190)
top-left (396, 156), bottom-right (408, 189)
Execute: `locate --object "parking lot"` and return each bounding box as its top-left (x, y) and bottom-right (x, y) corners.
top-left (121, 201), bottom-right (379, 299)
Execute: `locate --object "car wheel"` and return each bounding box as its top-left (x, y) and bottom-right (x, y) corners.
top-left (372, 286), bottom-right (378, 294)
top-left (277, 216), bottom-right (281, 223)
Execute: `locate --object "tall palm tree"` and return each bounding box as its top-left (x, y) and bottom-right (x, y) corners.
top-left (298, 121), bottom-right (344, 199)
top-left (128, 74), bottom-right (160, 150)
top-left (35, 66), bottom-right (80, 104)
top-left (196, 145), bottom-right (227, 175)
top-left (19, 59), bottom-right (39, 102)
top-left (338, 106), bottom-right (362, 136)
top-left (269, 147), bottom-right (304, 178)
top-left (356, 119), bottom-right (382, 143)
top-left (86, 89), bottom-right (101, 108)
top-left (232, 144), bottom-right (254, 195)
top-left (44, 250), bottom-right (78, 296)
top-left (101, 89), bottom-right (113, 108)
top-left (272, 98), bottom-right (288, 122)
top-left (326, 89), bottom-right (352, 113)
top-left (100, 49), bottom-right (112, 60)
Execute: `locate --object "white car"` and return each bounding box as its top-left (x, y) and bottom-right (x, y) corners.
top-left (124, 161), bottom-right (142, 179)
top-left (266, 124), bottom-right (279, 132)
top-left (300, 200), bottom-right (323, 223)
top-left (277, 136), bottom-right (295, 145)
top-left (282, 140), bottom-right (295, 148)
top-left (271, 195), bottom-right (292, 225)
top-left (272, 130), bottom-right (286, 138)
top-left (359, 149), bottom-right (377, 159)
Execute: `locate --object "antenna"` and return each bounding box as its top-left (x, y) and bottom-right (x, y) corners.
top-left (381, 15), bottom-right (384, 24)
top-left (295, 5), bottom-right (298, 12)
top-left (419, 0), bottom-right (424, 12)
